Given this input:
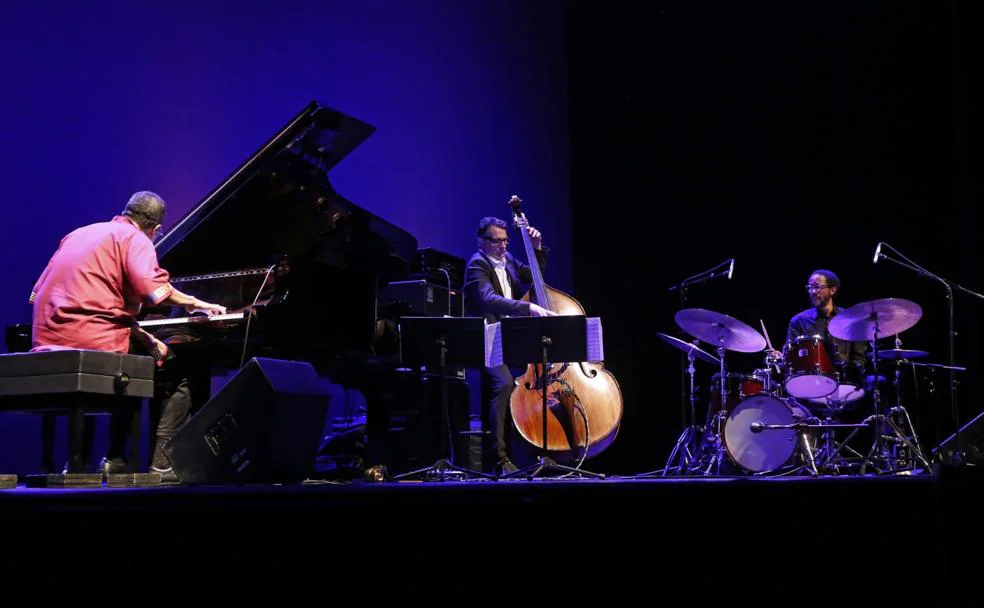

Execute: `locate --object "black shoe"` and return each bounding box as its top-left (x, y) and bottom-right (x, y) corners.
top-left (495, 458), bottom-right (519, 476)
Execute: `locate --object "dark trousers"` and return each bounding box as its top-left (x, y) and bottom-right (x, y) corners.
top-left (108, 344), bottom-right (207, 469)
top-left (481, 364), bottom-right (517, 466)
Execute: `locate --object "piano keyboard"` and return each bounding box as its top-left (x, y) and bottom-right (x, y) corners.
top-left (137, 312), bottom-right (247, 328)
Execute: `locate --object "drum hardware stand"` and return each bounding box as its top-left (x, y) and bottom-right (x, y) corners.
top-left (858, 321), bottom-right (932, 475)
top-left (699, 341), bottom-right (730, 476)
top-left (909, 361), bottom-right (967, 465)
top-left (652, 349), bottom-right (702, 477)
top-left (799, 430), bottom-right (819, 476)
top-left (750, 420), bottom-right (869, 476)
top-left (811, 413), bottom-right (867, 474)
top-left (875, 243), bottom-right (984, 465)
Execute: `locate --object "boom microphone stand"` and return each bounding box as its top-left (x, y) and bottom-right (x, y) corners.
top-left (873, 242), bottom-right (984, 465)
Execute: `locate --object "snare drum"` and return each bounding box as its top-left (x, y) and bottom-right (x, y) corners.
top-left (783, 335), bottom-right (837, 399)
top-left (724, 394), bottom-right (817, 473)
top-left (808, 361), bottom-right (866, 407)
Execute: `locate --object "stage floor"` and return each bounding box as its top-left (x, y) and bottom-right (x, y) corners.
top-left (1, 469), bottom-right (979, 599)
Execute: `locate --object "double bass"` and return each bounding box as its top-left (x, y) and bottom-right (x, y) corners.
top-left (507, 195), bottom-right (624, 462)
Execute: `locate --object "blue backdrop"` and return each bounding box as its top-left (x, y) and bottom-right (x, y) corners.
top-left (0, 0), bottom-right (570, 474)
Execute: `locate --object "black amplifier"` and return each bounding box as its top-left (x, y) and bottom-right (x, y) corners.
top-left (378, 279), bottom-right (463, 318)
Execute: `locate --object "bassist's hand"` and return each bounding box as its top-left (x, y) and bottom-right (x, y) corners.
top-left (514, 216), bottom-right (543, 250)
top-left (530, 303), bottom-right (557, 317)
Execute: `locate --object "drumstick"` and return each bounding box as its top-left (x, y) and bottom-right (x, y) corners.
top-left (760, 319), bottom-right (775, 352)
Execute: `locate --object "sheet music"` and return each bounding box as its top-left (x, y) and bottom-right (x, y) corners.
top-left (485, 322), bottom-right (502, 368)
top-left (484, 317), bottom-right (605, 367)
top-left (587, 317), bottom-right (604, 363)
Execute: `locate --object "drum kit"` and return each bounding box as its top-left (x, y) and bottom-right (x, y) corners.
top-left (657, 298), bottom-right (935, 477)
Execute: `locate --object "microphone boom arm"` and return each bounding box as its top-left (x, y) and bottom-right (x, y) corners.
top-left (668, 258), bottom-right (734, 292)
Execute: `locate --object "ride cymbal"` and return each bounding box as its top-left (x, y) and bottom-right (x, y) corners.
top-left (674, 308), bottom-right (767, 353)
top-left (828, 298), bottom-right (922, 341)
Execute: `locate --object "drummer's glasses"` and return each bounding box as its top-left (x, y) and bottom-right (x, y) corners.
top-left (805, 283), bottom-right (832, 292)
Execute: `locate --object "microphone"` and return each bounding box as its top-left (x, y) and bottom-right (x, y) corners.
top-left (750, 421), bottom-right (764, 433)
top-left (727, 258), bottom-right (734, 280)
top-left (872, 242), bottom-right (882, 264)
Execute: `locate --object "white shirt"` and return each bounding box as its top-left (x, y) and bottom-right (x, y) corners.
top-left (489, 255), bottom-right (512, 300)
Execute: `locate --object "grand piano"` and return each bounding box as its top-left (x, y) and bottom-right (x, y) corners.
top-left (138, 100), bottom-right (419, 372)
top-left (137, 102), bottom-right (476, 476)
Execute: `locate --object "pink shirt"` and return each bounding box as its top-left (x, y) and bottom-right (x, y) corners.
top-left (30, 215), bottom-right (173, 354)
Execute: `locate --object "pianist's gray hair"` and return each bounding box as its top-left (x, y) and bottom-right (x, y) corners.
top-left (123, 191), bottom-right (166, 230)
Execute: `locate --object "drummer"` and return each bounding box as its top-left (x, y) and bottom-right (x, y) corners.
top-left (784, 269), bottom-right (868, 368)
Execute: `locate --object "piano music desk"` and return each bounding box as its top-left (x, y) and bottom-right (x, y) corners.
top-left (0, 350), bottom-right (155, 486)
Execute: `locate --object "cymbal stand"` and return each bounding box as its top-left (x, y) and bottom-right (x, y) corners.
top-left (859, 321), bottom-right (931, 475)
top-left (700, 337), bottom-right (729, 476)
top-left (656, 349), bottom-right (702, 476)
top-left (668, 260), bottom-right (734, 434)
top-left (887, 335), bottom-right (918, 471)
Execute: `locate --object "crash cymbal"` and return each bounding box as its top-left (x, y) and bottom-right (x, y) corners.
top-left (655, 332), bottom-right (720, 365)
top-left (828, 298), bottom-right (922, 342)
top-left (674, 308), bottom-right (767, 353)
top-left (867, 348), bottom-right (929, 360)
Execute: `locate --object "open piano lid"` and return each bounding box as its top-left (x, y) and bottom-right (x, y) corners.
top-left (154, 100), bottom-right (417, 279)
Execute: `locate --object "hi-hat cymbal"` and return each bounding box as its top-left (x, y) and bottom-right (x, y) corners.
top-left (655, 332), bottom-right (720, 365)
top-left (867, 348), bottom-right (929, 360)
top-left (828, 298), bottom-right (922, 342)
top-left (674, 308), bottom-right (767, 353)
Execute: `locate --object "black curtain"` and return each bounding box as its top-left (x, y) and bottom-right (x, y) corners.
top-left (568, 1), bottom-right (984, 474)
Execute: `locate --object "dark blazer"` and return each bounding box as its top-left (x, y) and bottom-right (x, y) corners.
top-left (463, 248), bottom-right (549, 324)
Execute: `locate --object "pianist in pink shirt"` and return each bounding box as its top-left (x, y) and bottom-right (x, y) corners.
top-left (28, 191), bottom-right (226, 480)
top-left (30, 192), bottom-right (226, 362)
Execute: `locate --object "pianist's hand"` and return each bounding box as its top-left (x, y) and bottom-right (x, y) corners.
top-left (187, 299), bottom-right (227, 317)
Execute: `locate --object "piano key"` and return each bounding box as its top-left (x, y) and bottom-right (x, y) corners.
top-left (137, 312), bottom-right (247, 328)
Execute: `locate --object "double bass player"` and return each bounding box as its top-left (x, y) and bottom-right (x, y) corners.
top-left (463, 215), bottom-right (555, 476)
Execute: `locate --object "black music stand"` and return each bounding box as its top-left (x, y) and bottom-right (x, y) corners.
top-left (499, 315), bottom-right (605, 480)
top-left (392, 317), bottom-right (494, 481)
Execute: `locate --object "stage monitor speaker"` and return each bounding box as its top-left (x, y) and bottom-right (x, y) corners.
top-left (163, 357), bottom-right (331, 484)
top-left (933, 408), bottom-right (984, 464)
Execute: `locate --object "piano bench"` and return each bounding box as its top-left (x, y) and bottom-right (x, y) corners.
top-left (0, 350), bottom-right (155, 482)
